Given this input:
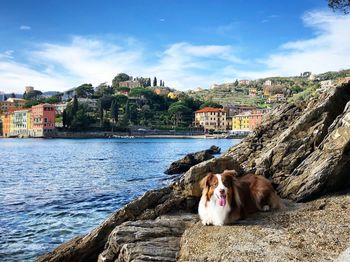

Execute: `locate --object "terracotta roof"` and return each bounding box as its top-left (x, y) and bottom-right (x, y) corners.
top-left (195, 107), bottom-right (224, 113)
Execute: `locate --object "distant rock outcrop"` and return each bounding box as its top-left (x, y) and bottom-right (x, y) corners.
top-left (36, 83), bottom-right (350, 262)
top-left (164, 145), bottom-right (221, 175)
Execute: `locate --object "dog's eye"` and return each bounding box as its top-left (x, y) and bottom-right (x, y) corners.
top-left (223, 181), bottom-right (230, 187)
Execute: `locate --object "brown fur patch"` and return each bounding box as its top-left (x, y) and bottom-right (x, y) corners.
top-left (200, 173), bottom-right (218, 202)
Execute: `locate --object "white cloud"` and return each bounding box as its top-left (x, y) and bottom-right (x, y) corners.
top-left (0, 50), bottom-right (14, 59)
top-left (259, 10), bottom-right (350, 76)
top-left (0, 38), bottom-right (243, 92)
top-left (19, 25), bottom-right (31, 31)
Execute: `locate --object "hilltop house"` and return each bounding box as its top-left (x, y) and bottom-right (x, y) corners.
top-left (239, 80), bottom-right (250, 85)
top-left (118, 80), bottom-right (142, 89)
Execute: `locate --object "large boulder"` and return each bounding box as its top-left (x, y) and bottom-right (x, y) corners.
top-left (225, 84), bottom-right (350, 201)
top-left (99, 213), bottom-right (196, 262)
top-left (177, 156), bottom-right (244, 197)
top-left (164, 150), bottom-right (214, 175)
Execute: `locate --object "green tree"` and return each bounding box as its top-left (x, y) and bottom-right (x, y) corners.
top-left (23, 90), bottom-right (42, 100)
top-left (199, 101), bottom-right (223, 109)
top-left (110, 99), bottom-right (119, 124)
top-left (44, 94), bottom-right (63, 104)
top-left (328, 0), bottom-right (350, 13)
top-left (112, 73), bottom-right (130, 88)
top-left (62, 110), bottom-right (67, 128)
top-left (75, 83), bottom-right (94, 98)
top-left (94, 82), bottom-right (113, 97)
top-left (70, 106), bottom-right (94, 130)
top-left (72, 95), bottom-right (78, 115)
top-left (168, 103), bottom-right (192, 127)
top-left (24, 100), bottom-right (41, 108)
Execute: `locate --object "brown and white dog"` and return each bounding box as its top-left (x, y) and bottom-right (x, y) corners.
top-left (198, 170), bottom-right (283, 226)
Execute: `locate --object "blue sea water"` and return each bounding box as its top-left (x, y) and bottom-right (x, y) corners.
top-left (0, 138), bottom-right (239, 261)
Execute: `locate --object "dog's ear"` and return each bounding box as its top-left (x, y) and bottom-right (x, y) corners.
top-left (199, 172), bottom-right (214, 189)
top-left (223, 169), bottom-right (238, 178)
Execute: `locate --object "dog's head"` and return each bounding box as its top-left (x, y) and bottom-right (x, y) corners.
top-left (199, 170), bottom-right (237, 207)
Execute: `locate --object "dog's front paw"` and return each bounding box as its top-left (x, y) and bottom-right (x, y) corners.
top-left (201, 219), bottom-right (212, 226)
top-left (262, 205), bottom-right (270, 212)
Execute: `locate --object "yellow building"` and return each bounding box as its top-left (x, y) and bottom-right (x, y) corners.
top-left (232, 114), bottom-right (250, 131)
top-left (167, 92), bottom-right (177, 100)
top-left (195, 107), bottom-right (227, 132)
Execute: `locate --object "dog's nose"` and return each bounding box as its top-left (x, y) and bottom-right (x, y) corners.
top-left (219, 189), bottom-right (225, 195)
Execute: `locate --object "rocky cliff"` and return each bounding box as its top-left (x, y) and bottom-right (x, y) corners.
top-left (36, 83), bottom-right (350, 262)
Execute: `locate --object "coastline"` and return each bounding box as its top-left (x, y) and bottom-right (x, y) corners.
top-left (0, 132), bottom-right (247, 139)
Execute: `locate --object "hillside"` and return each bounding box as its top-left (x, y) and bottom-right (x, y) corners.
top-left (186, 69), bottom-right (350, 107)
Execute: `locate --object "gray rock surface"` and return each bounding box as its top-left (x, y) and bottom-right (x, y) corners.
top-left (165, 149), bottom-right (214, 175)
top-left (99, 213), bottom-right (196, 262)
top-left (225, 84), bottom-right (350, 201)
top-left (179, 193), bottom-right (350, 262)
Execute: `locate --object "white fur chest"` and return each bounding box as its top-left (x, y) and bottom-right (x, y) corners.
top-left (198, 194), bottom-right (231, 226)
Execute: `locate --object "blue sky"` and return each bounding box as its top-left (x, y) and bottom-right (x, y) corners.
top-left (0, 0), bottom-right (350, 93)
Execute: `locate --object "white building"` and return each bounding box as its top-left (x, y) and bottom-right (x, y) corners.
top-left (53, 103), bottom-right (68, 114)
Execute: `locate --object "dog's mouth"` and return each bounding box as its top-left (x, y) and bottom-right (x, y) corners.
top-left (216, 194), bottom-right (226, 207)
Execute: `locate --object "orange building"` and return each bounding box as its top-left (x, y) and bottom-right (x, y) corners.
top-left (31, 104), bottom-right (56, 137)
top-left (1, 112), bottom-right (12, 137)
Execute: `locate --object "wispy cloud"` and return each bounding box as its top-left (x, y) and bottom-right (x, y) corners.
top-left (0, 50), bottom-right (14, 59)
top-left (260, 10), bottom-right (350, 76)
top-left (19, 25), bottom-right (31, 31)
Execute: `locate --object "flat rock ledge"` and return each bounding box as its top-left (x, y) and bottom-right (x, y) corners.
top-left (179, 193), bottom-right (350, 262)
top-left (99, 213), bottom-right (196, 262)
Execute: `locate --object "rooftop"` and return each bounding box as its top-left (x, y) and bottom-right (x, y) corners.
top-left (195, 107), bottom-right (225, 113)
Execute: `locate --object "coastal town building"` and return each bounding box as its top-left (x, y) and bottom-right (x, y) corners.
top-left (1, 112), bottom-right (12, 137)
top-left (167, 92), bottom-right (177, 100)
top-left (77, 98), bottom-right (98, 110)
top-left (25, 86), bottom-right (34, 93)
top-left (195, 107), bottom-right (227, 132)
top-left (224, 105), bottom-right (258, 117)
top-left (53, 103), bottom-right (68, 115)
top-left (31, 104), bottom-right (56, 137)
top-left (248, 88), bottom-right (257, 97)
top-left (2, 103), bottom-right (57, 137)
top-left (232, 110), bottom-right (265, 131)
top-left (0, 98), bottom-right (26, 114)
top-left (10, 109), bottom-right (32, 137)
top-left (154, 87), bottom-right (170, 96)
top-left (118, 80), bottom-right (141, 89)
top-left (264, 80), bottom-right (272, 86)
top-left (239, 80), bottom-right (250, 85)
top-left (268, 93), bottom-right (286, 103)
